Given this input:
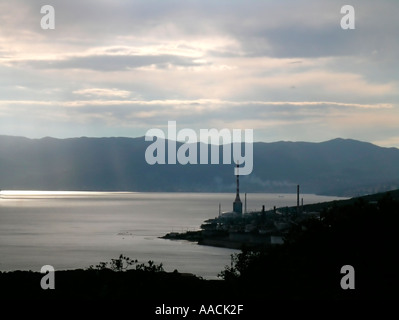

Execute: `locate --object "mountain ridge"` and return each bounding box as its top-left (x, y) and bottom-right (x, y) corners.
top-left (0, 135), bottom-right (398, 196)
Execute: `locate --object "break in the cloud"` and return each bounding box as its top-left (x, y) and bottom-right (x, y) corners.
top-left (73, 88), bottom-right (131, 98)
top-left (0, 0), bottom-right (398, 147)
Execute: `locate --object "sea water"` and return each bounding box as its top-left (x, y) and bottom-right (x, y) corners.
top-left (0, 191), bottom-right (344, 279)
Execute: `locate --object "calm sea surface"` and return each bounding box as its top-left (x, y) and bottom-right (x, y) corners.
top-left (0, 191), bottom-right (344, 279)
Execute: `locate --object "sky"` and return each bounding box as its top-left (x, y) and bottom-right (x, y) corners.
top-left (0, 0), bottom-right (398, 147)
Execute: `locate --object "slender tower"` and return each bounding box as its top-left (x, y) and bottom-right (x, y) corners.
top-left (245, 193), bottom-right (247, 214)
top-left (297, 184), bottom-right (300, 214)
top-left (233, 162), bottom-right (243, 214)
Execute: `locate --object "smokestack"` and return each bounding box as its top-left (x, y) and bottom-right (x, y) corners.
top-left (245, 193), bottom-right (247, 214)
top-left (233, 162), bottom-right (243, 214)
top-left (297, 185), bottom-right (300, 214)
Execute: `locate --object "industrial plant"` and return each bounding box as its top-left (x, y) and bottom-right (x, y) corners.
top-left (163, 163), bottom-right (317, 249)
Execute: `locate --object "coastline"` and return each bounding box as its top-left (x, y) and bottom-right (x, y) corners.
top-left (161, 230), bottom-right (278, 250)
top-left (161, 188), bottom-right (399, 251)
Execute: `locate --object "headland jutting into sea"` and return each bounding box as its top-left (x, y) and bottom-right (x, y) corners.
top-left (162, 163), bottom-right (330, 249)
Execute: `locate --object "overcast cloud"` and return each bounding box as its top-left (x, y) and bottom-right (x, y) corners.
top-left (0, 0), bottom-right (398, 146)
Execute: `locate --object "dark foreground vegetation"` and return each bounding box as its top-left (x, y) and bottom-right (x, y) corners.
top-left (1, 191), bottom-right (398, 300)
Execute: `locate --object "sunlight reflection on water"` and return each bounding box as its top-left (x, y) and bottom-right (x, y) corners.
top-left (0, 191), bottom-right (345, 279)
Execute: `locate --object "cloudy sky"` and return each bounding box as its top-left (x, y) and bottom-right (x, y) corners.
top-left (1, 0), bottom-right (398, 146)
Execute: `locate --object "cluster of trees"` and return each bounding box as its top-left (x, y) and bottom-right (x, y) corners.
top-left (88, 254), bottom-right (164, 273)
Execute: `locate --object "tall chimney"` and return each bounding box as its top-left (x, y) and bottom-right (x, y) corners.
top-left (297, 185), bottom-right (300, 214)
top-left (233, 162), bottom-right (243, 214)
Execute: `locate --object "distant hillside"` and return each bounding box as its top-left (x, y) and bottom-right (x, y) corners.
top-left (0, 135), bottom-right (398, 196)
